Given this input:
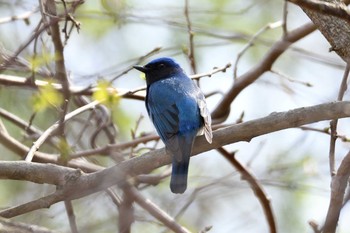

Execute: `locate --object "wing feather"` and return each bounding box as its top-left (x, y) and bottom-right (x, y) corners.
top-left (148, 102), bottom-right (183, 161)
top-left (197, 98), bottom-right (213, 144)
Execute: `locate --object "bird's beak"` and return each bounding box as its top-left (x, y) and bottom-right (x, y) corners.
top-left (133, 65), bottom-right (147, 73)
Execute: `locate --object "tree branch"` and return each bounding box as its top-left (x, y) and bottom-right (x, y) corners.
top-left (295, 0), bottom-right (350, 62)
top-left (323, 149), bottom-right (350, 233)
top-left (25, 100), bottom-right (101, 162)
top-left (217, 148), bottom-right (276, 233)
top-left (0, 217), bottom-right (58, 233)
top-left (1, 101), bottom-right (350, 218)
top-left (0, 9), bottom-right (38, 24)
top-left (126, 186), bottom-right (191, 233)
top-left (211, 22), bottom-right (316, 123)
top-left (0, 127), bottom-right (104, 172)
top-left (288, 0), bottom-right (350, 24)
top-left (44, 0), bottom-right (70, 137)
top-left (329, 64), bottom-right (349, 176)
top-left (0, 161), bottom-right (80, 185)
top-left (184, 0), bottom-right (197, 74)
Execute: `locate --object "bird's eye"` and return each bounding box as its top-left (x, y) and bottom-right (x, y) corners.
top-left (158, 63), bottom-right (165, 69)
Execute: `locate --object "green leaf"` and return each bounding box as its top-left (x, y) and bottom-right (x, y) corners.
top-left (32, 81), bottom-right (63, 112)
top-left (58, 137), bottom-right (71, 162)
top-left (28, 51), bottom-right (59, 72)
top-left (92, 80), bottom-right (120, 107)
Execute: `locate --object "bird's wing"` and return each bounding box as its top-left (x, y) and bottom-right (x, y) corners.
top-left (197, 95), bottom-right (213, 144)
top-left (147, 99), bottom-right (184, 161)
top-left (148, 103), bottom-right (178, 140)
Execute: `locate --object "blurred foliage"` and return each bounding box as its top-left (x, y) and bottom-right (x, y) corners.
top-left (57, 137), bottom-right (71, 161)
top-left (28, 49), bottom-right (57, 73)
top-left (32, 80), bottom-right (63, 112)
top-left (74, 0), bottom-right (126, 38)
top-left (0, 0), bottom-right (344, 232)
top-left (92, 80), bottom-right (120, 107)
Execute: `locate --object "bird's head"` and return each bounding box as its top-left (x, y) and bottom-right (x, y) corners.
top-left (134, 57), bottom-right (184, 86)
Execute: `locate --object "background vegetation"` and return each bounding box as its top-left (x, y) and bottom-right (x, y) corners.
top-left (1, 0), bottom-right (350, 232)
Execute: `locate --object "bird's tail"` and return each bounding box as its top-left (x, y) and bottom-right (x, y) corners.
top-left (168, 134), bottom-right (195, 194)
top-left (170, 156), bottom-right (189, 194)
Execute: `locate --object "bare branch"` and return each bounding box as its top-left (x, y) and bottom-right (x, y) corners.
top-left (0, 9), bottom-right (38, 24)
top-left (0, 61), bottom-right (229, 100)
top-left (0, 74), bottom-right (145, 100)
top-left (0, 107), bottom-right (42, 136)
top-left (217, 148), bottom-right (276, 233)
top-left (323, 150), bottom-right (350, 232)
top-left (190, 62), bottom-right (232, 79)
top-left (184, 0), bottom-right (197, 74)
top-left (43, 0), bottom-right (70, 137)
top-left (296, 0), bottom-right (350, 62)
top-left (329, 64), bottom-right (350, 176)
top-left (234, 21), bottom-right (283, 79)
top-left (64, 200), bottom-right (79, 233)
top-left (0, 217), bottom-right (58, 233)
top-left (25, 100), bottom-right (101, 162)
top-left (211, 22), bottom-right (316, 123)
top-left (126, 186), bottom-right (191, 233)
top-left (1, 101), bottom-right (350, 218)
top-left (288, 0), bottom-right (350, 23)
top-left (0, 161), bottom-right (80, 185)
top-left (0, 191), bottom-right (66, 218)
top-left (0, 123), bottom-right (104, 172)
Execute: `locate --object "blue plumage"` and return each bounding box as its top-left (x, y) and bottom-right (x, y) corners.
top-left (134, 57), bottom-right (212, 193)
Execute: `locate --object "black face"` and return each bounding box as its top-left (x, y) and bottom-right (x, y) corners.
top-left (134, 57), bottom-right (183, 86)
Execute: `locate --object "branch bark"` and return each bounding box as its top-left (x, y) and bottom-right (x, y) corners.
top-left (292, 0), bottom-right (350, 62)
top-left (323, 150), bottom-right (350, 233)
top-left (44, 0), bottom-right (70, 136)
top-left (0, 217), bottom-right (58, 233)
top-left (0, 101), bottom-right (350, 218)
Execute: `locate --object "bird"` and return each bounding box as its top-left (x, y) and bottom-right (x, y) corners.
top-left (134, 57), bottom-right (212, 194)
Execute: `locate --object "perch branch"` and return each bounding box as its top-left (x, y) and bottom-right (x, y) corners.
top-left (0, 101), bottom-right (350, 217)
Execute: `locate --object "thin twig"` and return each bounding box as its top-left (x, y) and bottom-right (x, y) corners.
top-left (0, 9), bottom-right (38, 24)
top-left (0, 217), bottom-right (57, 233)
top-left (299, 126), bottom-right (350, 142)
top-left (190, 62), bottom-right (232, 79)
top-left (126, 186), bottom-right (191, 233)
top-left (270, 69), bottom-right (313, 87)
top-left (217, 148), bottom-right (277, 233)
top-left (69, 134), bottom-right (158, 159)
top-left (106, 188), bottom-right (122, 207)
top-left (110, 47), bottom-right (162, 82)
top-left (25, 100), bottom-right (101, 162)
top-left (282, 0), bottom-right (288, 36)
top-left (329, 63), bottom-right (349, 176)
top-left (212, 22), bottom-right (316, 123)
top-left (0, 127), bottom-right (104, 172)
top-left (119, 188), bottom-right (134, 233)
top-left (44, 0), bottom-right (70, 137)
top-left (0, 60), bottom-right (229, 100)
top-left (184, 0), bottom-right (197, 74)
top-left (69, 123), bottom-right (230, 159)
top-left (322, 149), bottom-right (350, 232)
top-left (233, 21), bottom-right (283, 79)
top-left (64, 200), bottom-right (79, 233)
top-left (0, 0), bottom-right (83, 72)
top-left (0, 108), bottom-right (42, 136)
top-left (0, 20), bottom-right (47, 71)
